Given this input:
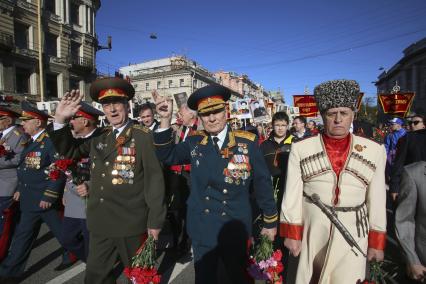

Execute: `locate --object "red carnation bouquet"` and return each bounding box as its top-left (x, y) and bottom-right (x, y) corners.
top-left (247, 234), bottom-right (284, 284)
top-left (45, 159), bottom-right (74, 181)
top-left (0, 145), bottom-right (15, 160)
top-left (124, 235), bottom-right (161, 284)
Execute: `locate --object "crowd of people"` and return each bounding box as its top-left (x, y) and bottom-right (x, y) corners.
top-left (0, 77), bottom-right (424, 284)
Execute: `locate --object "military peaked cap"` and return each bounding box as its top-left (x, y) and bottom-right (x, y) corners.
top-left (187, 85), bottom-right (231, 114)
top-left (90, 77), bottom-right (135, 103)
top-left (0, 106), bottom-right (20, 118)
top-left (75, 102), bottom-right (104, 121)
top-left (20, 101), bottom-right (50, 121)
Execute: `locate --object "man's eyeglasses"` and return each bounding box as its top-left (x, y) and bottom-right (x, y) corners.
top-left (408, 120), bottom-right (423, 126)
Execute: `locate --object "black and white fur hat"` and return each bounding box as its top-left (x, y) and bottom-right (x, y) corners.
top-left (313, 79), bottom-right (360, 113)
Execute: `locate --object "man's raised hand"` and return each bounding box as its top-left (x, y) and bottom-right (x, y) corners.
top-left (55, 90), bottom-right (84, 123)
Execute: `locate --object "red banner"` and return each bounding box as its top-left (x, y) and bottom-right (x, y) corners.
top-left (293, 95), bottom-right (318, 117)
top-left (378, 92), bottom-right (415, 117)
top-left (356, 92), bottom-right (364, 112)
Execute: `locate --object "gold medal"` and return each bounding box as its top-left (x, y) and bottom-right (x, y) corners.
top-left (112, 169), bottom-right (118, 176)
top-left (130, 156), bottom-right (136, 163)
top-left (117, 156), bottom-right (123, 162)
top-left (112, 178), bottom-right (118, 185)
top-left (125, 156), bottom-right (130, 162)
top-left (117, 178), bottom-right (123, 184)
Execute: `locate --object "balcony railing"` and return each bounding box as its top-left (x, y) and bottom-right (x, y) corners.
top-left (0, 32), bottom-right (14, 50)
top-left (71, 56), bottom-right (93, 70)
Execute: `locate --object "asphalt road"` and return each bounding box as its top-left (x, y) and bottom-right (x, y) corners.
top-left (3, 211), bottom-right (413, 283)
top-left (7, 223), bottom-right (195, 284)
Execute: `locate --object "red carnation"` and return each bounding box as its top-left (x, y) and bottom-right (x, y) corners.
top-left (55, 159), bottom-right (74, 171)
top-left (48, 170), bottom-right (61, 180)
top-left (0, 145), bottom-right (6, 157)
top-left (272, 249), bottom-right (282, 261)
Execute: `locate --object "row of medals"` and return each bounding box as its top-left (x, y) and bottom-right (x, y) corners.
top-left (224, 153), bottom-right (251, 185)
top-left (112, 149), bottom-right (136, 185)
top-left (25, 152), bottom-right (41, 169)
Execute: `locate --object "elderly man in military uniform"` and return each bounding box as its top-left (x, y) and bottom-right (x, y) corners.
top-left (49, 77), bottom-right (166, 284)
top-left (153, 84), bottom-right (278, 284)
top-left (0, 102), bottom-right (66, 281)
top-left (0, 107), bottom-right (28, 262)
top-left (60, 102), bottom-right (104, 263)
top-left (280, 80), bottom-right (387, 284)
top-left (0, 107), bottom-right (27, 233)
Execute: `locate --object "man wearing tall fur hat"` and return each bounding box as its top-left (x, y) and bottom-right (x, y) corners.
top-left (280, 79), bottom-right (387, 283)
top-left (153, 84), bottom-right (278, 283)
top-left (48, 77), bottom-right (166, 284)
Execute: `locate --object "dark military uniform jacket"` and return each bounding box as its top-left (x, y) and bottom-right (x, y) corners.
top-left (17, 131), bottom-right (65, 212)
top-left (49, 121), bottom-right (166, 237)
top-left (0, 126), bottom-right (27, 197)
top-left (154, 126), bottom-right (278, 247)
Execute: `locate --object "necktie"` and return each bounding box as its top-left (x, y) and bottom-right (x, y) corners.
top-left (212, 136), bottom-right (220, 153)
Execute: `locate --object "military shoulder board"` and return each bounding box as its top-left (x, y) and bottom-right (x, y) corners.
top-left (233, 130), bottom-right (256, 141)
top-left (191, 130), bottom-right (207, 137)
top-left (132, 125), bottom-right (149, 133)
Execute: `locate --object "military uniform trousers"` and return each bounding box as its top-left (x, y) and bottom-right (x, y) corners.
top-left (60, 217), bottom-right (89, 262)
top-left (0, 197), bottom-right (13, 235)
top-left (192, 226), bottom-right (251, 284)
top-left (85, 233), bottom-right (144, 284)
top-left (0, 209), bottom-right (63, 277)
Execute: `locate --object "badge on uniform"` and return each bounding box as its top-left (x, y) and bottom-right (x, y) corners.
top-left (112, 145), bottom-right (136, 185)
top-left (25, 151), bottom-right (42, 169)
top-left (223, 152), bottom-right (251, 185)
top-left (96, 142), bottom-right (107, 150)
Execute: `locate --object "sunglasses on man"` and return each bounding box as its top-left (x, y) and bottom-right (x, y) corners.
top-left (408, 120), bottom-right (423, 126)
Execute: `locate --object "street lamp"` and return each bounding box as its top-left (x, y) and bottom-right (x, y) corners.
top-left (97, 35), bottom-right (112, 51)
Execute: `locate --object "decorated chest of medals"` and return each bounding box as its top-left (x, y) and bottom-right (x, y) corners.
top-left (25, 151), bottom-right (42, 169)
top-left (111, 138), bottom-right (136, 185)
top-left (223, 143), bottom-right (252, 185)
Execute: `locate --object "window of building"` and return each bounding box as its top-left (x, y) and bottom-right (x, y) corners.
top-left (70, 3), bottom-right (80, 26)
top-left (168, 80), bottom-right (173, 88)
top-left (193, 79), bottom-right (198, 88)
top-left (46, 73), bottom-right (58, 98)
top-left (14, 22), bottom-right (29, 49)
top-left (180, 79), bottom-right (184, 87)
top-left (15, 67), bottom-right (31, 94)
top-left (69, 77), bottom-right (80, 90)
top-left (157, 81), bottom-right (161, 89)
top-left (45, 0), bottom-right (56, 14)
top-left (71, 41), bottom-right (81, 60)
top-left (145, 82), bottom-right (149, 91)
top-left (45, 33), bottom-right (57, 57)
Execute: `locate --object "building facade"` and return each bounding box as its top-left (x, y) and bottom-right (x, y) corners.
top-left (375, 37), bottom-right (426, 120)
top-left (119, 56), bottom-right (242, 111)
top-left (0, 0), bottom-right (100, 105)
top-left (213, 70), bottom-right (269, 100)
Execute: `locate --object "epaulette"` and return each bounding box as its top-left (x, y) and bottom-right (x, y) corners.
top-left (292, 133), bottom-right (318, 143)
top-left (132, 124), bottom-right (149, 133)
top-left (233, 130), bottom-right (256, 141)
top-left (191, 130), bottom-right (207, 137)
top-left (37, 131), bottom-right (49, 142)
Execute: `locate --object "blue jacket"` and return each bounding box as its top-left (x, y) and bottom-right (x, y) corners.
top-left (384, 128), bottom-right (407, 165)
top-left (17, 131), bottom-right (65, 212)
top-left (154, 126), bottom-right (277, 247)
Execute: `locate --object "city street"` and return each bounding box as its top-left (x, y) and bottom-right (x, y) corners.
top-left (16, 223), bottom-right (195, 284)
top-left (10, 216), bottom-right (411, 283)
